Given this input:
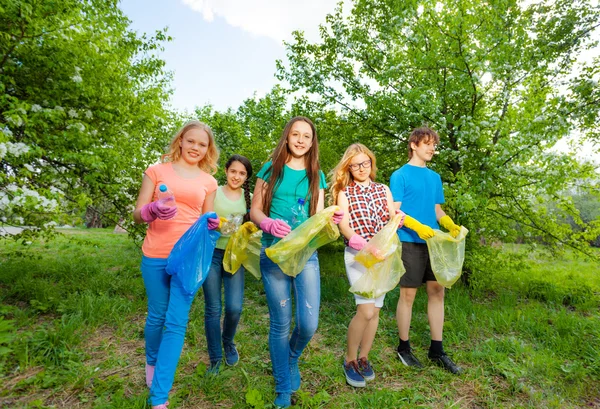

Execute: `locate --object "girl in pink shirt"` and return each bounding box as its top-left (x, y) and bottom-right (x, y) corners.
top-left (133, 120), bottom-right (220, 409)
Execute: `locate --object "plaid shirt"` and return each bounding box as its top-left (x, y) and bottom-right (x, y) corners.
top-left (344, 181), bottom-right (390, 243)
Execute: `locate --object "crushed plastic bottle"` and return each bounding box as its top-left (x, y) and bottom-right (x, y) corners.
top-left (157, 184), bottom-right (176, 207)
top-left (290, 198), bottom-right (307, 228)
top-left (220, 214), bottom-right (244, 235)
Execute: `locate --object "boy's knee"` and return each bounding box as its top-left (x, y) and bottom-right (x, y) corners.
top-left (399, 290), bottom-right (417, 304)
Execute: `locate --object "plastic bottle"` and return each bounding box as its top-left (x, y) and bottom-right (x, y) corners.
top-left (290, 198), bottom-right (307, 228)
top-left (157, 184), bottom-right (176, 207)
top-left (221, 214), bottom-right (243, 235)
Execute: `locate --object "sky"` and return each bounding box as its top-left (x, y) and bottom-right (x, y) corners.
top-left (119, 0), bottom-right (341, 113)
top-left (120, 0), bottom-right (598, 162)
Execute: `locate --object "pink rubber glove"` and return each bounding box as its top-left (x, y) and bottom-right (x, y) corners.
top-left (207, 217), bottom-right (220, 230)
top-left (348, 234), bottom-right (368, 251)
top-left (331, 210), bottom-right (344, 225)
top-left (140, 201), bottom-right (177, 223)
top-left (259, 217), bottom-right (291, 238)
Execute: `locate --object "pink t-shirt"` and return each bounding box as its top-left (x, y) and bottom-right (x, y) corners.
top-left (142, 162), bottom-right (218, 258)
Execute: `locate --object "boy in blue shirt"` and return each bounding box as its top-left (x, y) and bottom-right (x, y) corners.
top-left (389, 127), bottom-right (463, 374)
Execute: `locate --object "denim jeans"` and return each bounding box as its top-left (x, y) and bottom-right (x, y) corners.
top-left (202, 248), bottom-right (245, 363)
top-left (260, 248), bottom-right (320, 394)
top-left (141, 256), bottom-right (198, 406)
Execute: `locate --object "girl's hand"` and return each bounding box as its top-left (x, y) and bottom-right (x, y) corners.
top-left (348, 234), bottom-right (367, 251)
top-left (140, 200), bottom-right (177, 223)
top-left (259, 217), bottom-right (291, 238)
top-left (207, 217), bottom-right (221, 230)
top-left (331, 210), bottom-right (344, 225)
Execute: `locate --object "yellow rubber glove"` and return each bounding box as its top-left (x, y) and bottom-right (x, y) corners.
top-left (403, 215), bottom-right (435, 240)
top-left (439, 215), bottom-right (461, 238)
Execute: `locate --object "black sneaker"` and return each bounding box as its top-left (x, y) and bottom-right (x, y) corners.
top-left (397, 347), bottom-right (423, 368)
top-left (430, 353), bottom-right (463, 374)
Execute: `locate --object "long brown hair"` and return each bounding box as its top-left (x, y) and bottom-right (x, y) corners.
top-left (162, 120), bottom-right (219, 174)
top-left (329, 143), bottom-right (378, 205)
top-left (261, 116), bottom-right (321, 216)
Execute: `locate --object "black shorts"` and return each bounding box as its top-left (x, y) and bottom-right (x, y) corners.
top-left (400, 242), bottom-right (436, 288)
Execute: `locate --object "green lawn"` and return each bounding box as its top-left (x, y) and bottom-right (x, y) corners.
top-left (0, 229), bottom-right (598, 408)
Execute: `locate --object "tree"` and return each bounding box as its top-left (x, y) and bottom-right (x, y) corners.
top-left (277, 0), bottom-right (600, 259)
top-left (196, 86), bottom-right (369, 193)
top-left (0, 0), bottom-right (174, 239)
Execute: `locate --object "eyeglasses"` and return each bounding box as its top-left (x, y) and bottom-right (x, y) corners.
top-left (348, 160), bottom-right (372, 171)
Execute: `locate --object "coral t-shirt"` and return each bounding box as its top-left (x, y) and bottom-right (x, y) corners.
top-left (141, 162), bottom-right (218, 258)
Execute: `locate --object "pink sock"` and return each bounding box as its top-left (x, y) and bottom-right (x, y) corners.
top-left (145, 364), bottom-right (155, 388)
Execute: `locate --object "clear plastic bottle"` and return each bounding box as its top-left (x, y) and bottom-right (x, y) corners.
top-left (220, 214), bottom-right (243, 235)
top-left (290, 198), bottom-right (307, 228)
top-left (157, 184), bottom-right (176, 207)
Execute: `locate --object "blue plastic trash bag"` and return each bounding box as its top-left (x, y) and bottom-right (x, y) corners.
top-left (166, 211), bottom-right (220, 295)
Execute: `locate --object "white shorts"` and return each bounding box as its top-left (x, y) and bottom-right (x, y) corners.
top-left (344, 247), bottom-right (385, 308)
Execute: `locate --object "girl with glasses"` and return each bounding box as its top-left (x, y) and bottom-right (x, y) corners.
top-left (329, 143), bottom-right (399, 388)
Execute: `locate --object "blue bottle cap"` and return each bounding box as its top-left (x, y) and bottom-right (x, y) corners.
top-left (159, 184), bottom-right (168, 192)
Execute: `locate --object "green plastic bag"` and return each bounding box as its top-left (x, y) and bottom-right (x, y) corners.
top-left (265, 206), bottom-right (340, 277)
top-left (350, 213), bottom-right (406, 299)
top-left (223, 222), bottom-right (263, 280)
top-left (425, 226), bottom-right (469, 288)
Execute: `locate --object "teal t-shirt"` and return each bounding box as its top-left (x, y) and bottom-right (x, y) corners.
top-left (389, 164), bottom-right (444, 244)
top-left (213, 186), bottom-right (249, 250)
top-left (256, 161), bottom-right (327, 246)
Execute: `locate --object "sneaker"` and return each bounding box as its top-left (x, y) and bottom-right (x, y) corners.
top-left (145, 364), bottom-right (155, 388)
top-left (224, 344), bottom-right (239, 366)
top-left (343, 360), bottom-right (366, 388)
top-left (397, 347), bottom-right (424, 368)
top-left (205, 361), bottom-right (221, 375)
top-left (430, 353), bottom-right (463, 374)
top-left (274, 392), bottom-right (292, 408)
top-left (290, 360), bottom-right (301, 392)
top-left (151, 403), bottom-right (169, 409)
top-left (357, 357), bottom-right (375, 381)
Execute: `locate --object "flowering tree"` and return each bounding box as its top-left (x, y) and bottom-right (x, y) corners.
top-left (0, 0), bottom-right (174, 238)
top-left (277, 0), bottom-right (600, 259)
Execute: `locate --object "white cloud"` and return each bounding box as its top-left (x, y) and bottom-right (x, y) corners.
top-left (181, 0), bottom-right (344, 43)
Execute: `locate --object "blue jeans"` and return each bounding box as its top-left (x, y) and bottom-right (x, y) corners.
top-left (141, 256), bottom-right (198, 406)
top-left (260, 248), bottom-right (320, 394)
top-left (202, 248), bottom-right (245, 363)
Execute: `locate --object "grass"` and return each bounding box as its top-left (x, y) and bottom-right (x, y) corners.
top-left (0, 229), bottom-right (598, 408)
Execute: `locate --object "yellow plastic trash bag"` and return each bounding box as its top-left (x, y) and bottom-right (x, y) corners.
top-left (266, 206), bottom-right (340, 277)
top-left (355, 212), bottom-right (405, 268)
top-left (350, 213), bottom-right (406, 299)
top-left (425, 226), bottom-right (469, 288)
top-left (223, 222), bottom-right (263, 280)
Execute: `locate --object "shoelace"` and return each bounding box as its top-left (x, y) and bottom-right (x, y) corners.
top-left (345, 360), bottom-right (361, 372)
top-left (358, 357), bottom-right (371, 371)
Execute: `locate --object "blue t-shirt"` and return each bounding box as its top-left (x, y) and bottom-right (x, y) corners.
top-left (390, 164), bottom-right (444, 244)
top-left (257, 161), bottom-right (327, 246)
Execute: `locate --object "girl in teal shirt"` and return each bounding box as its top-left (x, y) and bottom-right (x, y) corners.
top-left (250, 117), bottom-right (343, 408)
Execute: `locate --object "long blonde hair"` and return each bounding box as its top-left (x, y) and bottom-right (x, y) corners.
top-left (329, 143), bottom-right (377, 205)
top-left (161, 120), bottom-right (219, 174)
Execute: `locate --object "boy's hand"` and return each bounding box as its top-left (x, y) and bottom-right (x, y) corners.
top-left (403, 215), bottom-right (435, 240)
top-left (439, 215), bottom-right (461, 238)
